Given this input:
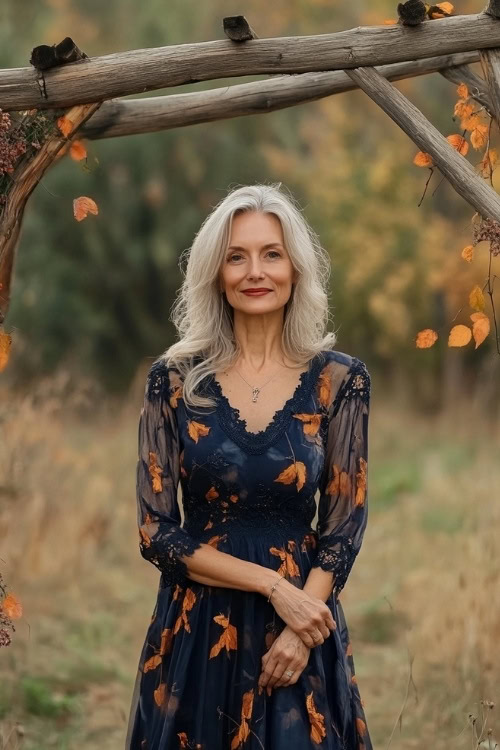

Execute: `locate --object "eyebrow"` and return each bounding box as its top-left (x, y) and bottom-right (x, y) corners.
top-left (227, 243), bottom-right (284, 251)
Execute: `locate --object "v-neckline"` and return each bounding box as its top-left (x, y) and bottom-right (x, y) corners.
top-left (207, 352), bottom-right (326, 455)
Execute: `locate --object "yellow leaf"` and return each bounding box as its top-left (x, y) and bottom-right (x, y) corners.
top-left (454, 100), bottom-right (474, 119)
top-left (1, 593), bottom-right (23, 619)
top-left (448, 324), bottom-right (472, 347)
top-left (461, 245), bottom-right (474, 263)
top-left (470, 312), bottom-right (490, 348)
top-left (0, 329), bottom-right (12, 372)
top-left (413, 151), bottom-right (433, 167)
top-left (446, 134), bottom-right (468, 156)
top-left (69, 140), bottom-right (87, 161)
top-left (456, 82), bottom-right (469, 99)
top-left (57, 115), bottom-right (74, 137)
top-left (73, 196), bottom-right (98, 222)
top-left (415, 329), bottom-right (438, 348)
top-left (469, 284), bottom-right (485, 311)
top-left (470, 124), bottom-right (489, 150)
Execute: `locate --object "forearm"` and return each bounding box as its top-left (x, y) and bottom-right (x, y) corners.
top-left (302, 566), bottom-right (335, 602)
top-left (180, 542), bottom-right (281, 597)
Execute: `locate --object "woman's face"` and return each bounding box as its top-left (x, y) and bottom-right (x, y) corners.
top-left (219, 211), bottom-right (297, 315)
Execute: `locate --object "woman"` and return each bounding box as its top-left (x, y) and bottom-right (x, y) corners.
top-left (125, 183), bottom-right (372, 749)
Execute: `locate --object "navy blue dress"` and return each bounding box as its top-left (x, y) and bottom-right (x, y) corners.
top-left (125, 349), bottom-right (372, 750)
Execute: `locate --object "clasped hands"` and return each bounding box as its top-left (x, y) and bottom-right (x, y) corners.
top-left (258, 576), bottom-right (336, 696)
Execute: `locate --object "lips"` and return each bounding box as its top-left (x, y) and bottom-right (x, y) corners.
top-left (242, 289), bottom-right (272, 295)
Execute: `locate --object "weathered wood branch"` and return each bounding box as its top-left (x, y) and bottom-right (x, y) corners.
top-left (1, 12), bottom-right (500, 110)
top-left (345, 65), bottom-right (500, 222)
top-left (478, 47), bottom-right (500, 125)
top-left (77, 50), bottom-right (487, 141)
top-left (0, 103), bottom-right (101, 324)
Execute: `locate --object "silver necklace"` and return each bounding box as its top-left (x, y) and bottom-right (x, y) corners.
top-left (230, 366), bottom-right (281, 402)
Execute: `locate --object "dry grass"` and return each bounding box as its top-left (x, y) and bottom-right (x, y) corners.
top-left (0, 367), bottom-right (498, 749)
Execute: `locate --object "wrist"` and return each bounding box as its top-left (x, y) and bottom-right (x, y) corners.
top-left (259, 568), bottom-right (285, 599)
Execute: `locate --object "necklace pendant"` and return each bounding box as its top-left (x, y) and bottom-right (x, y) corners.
top-left (251, 388), bottom-right (260, 402)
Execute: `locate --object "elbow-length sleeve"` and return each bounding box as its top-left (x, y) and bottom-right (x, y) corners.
top-left (136, 359), bottom-right (203, 588)
top-left (312, 356), bottom-right (371, 598)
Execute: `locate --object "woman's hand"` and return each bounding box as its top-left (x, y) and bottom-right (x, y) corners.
top-left (267, 577), bottom-right (336, 648)
top-left (258, 625), bottom-right (311, 695)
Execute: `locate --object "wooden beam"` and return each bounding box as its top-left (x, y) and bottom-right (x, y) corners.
top-left (345, 65), bottom-right (500, 222)
top-left (478, 48), bottom-right (500, 126)
top-left (1, 12), bottom-right (500, 110)
top-left (78, 50), bottom-right (485, 141)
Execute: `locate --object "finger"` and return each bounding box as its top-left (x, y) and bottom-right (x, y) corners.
top-left (267, 661), bottom-right (288, 689)
top-left (258, 653), bottom-right (279, 690)
top-left (325, 612), bottom-right (336, 630)
top-left (274, 663), bottom-right (301, 688)
top-left (311, 630), bottom-right (325, 645)
top-left (318, 622), bottom-right (331, 639)
top-left (298, 631), bottom-right (316, 648)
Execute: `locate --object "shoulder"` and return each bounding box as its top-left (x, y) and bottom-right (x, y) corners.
top-left (144, 358), bottom-right (183, 402)
top-left (317, 349), bottom-right (371, 408)
top-left (318, 349), bottom-right (370, 379)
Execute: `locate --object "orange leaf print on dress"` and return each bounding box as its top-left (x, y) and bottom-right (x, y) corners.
top-left (169, 384), bottom-right (182, 408)
top-left (293, 413), bottom-right (322, 436)
top-left (209, 613), bottom-right (237, 658)
top-left (355, 457), bottom-right (367, 507)
top-left (317, 368), bottom-right (332, 408)
top-left (148, 451), bottom-right (163, 493)
top-left (205, 486), bottom-right (219, 501)
top-left (187, 420), bottom-right (211, 443)
top-left (274, 461), bottom-right (307, 492)
top-left (269, 542), bottom-right (300, 578)
top-left (230, 689), bottom-right (254, 749)
top-left (178, 732), bottom-right (202, 749)
top-left (173, 588), bottom-right (197, 634)
top-left (306, 691), bottom-right (326, 744)
top-left (326, 464), bottom-right (351, 498)
top-left (143, 653), bottom-right (162, 673)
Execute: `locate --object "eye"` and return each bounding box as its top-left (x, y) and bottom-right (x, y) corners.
top-left (267, 250), bottom-right (281, 259)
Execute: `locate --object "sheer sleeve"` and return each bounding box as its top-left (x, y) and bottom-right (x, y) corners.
top-left (136, 359), bottom-right (203, 587)
top-left (312, 356), bottom-right (371, 598)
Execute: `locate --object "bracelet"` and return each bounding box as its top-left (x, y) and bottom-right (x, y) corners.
top-left (267, 574), bottom-right (284, 603)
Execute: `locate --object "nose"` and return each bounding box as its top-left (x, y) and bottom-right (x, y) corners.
top-left (247, 259), bottom-right (265, 279)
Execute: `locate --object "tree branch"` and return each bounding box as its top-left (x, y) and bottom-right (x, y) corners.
top-left (75, 51), bottom-right (488, 141)
top-left (1, 12), bottom-right (499, 110)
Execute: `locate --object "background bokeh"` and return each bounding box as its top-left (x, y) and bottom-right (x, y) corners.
top-left (1, 0), bottom-right (499, 748)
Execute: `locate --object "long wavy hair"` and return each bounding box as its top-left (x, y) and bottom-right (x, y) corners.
top-left (159, 182), bottom-right (337, 411)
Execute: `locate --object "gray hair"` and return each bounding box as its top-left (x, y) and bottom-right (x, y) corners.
top-left (159, 182), bottom-right (337, 411)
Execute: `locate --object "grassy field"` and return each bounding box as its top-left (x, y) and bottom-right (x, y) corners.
top-left (0, 369), bottom-right (498, 750)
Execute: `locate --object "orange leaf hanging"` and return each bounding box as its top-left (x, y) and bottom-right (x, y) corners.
top-left (73, 196), bottom-right (98, 222)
